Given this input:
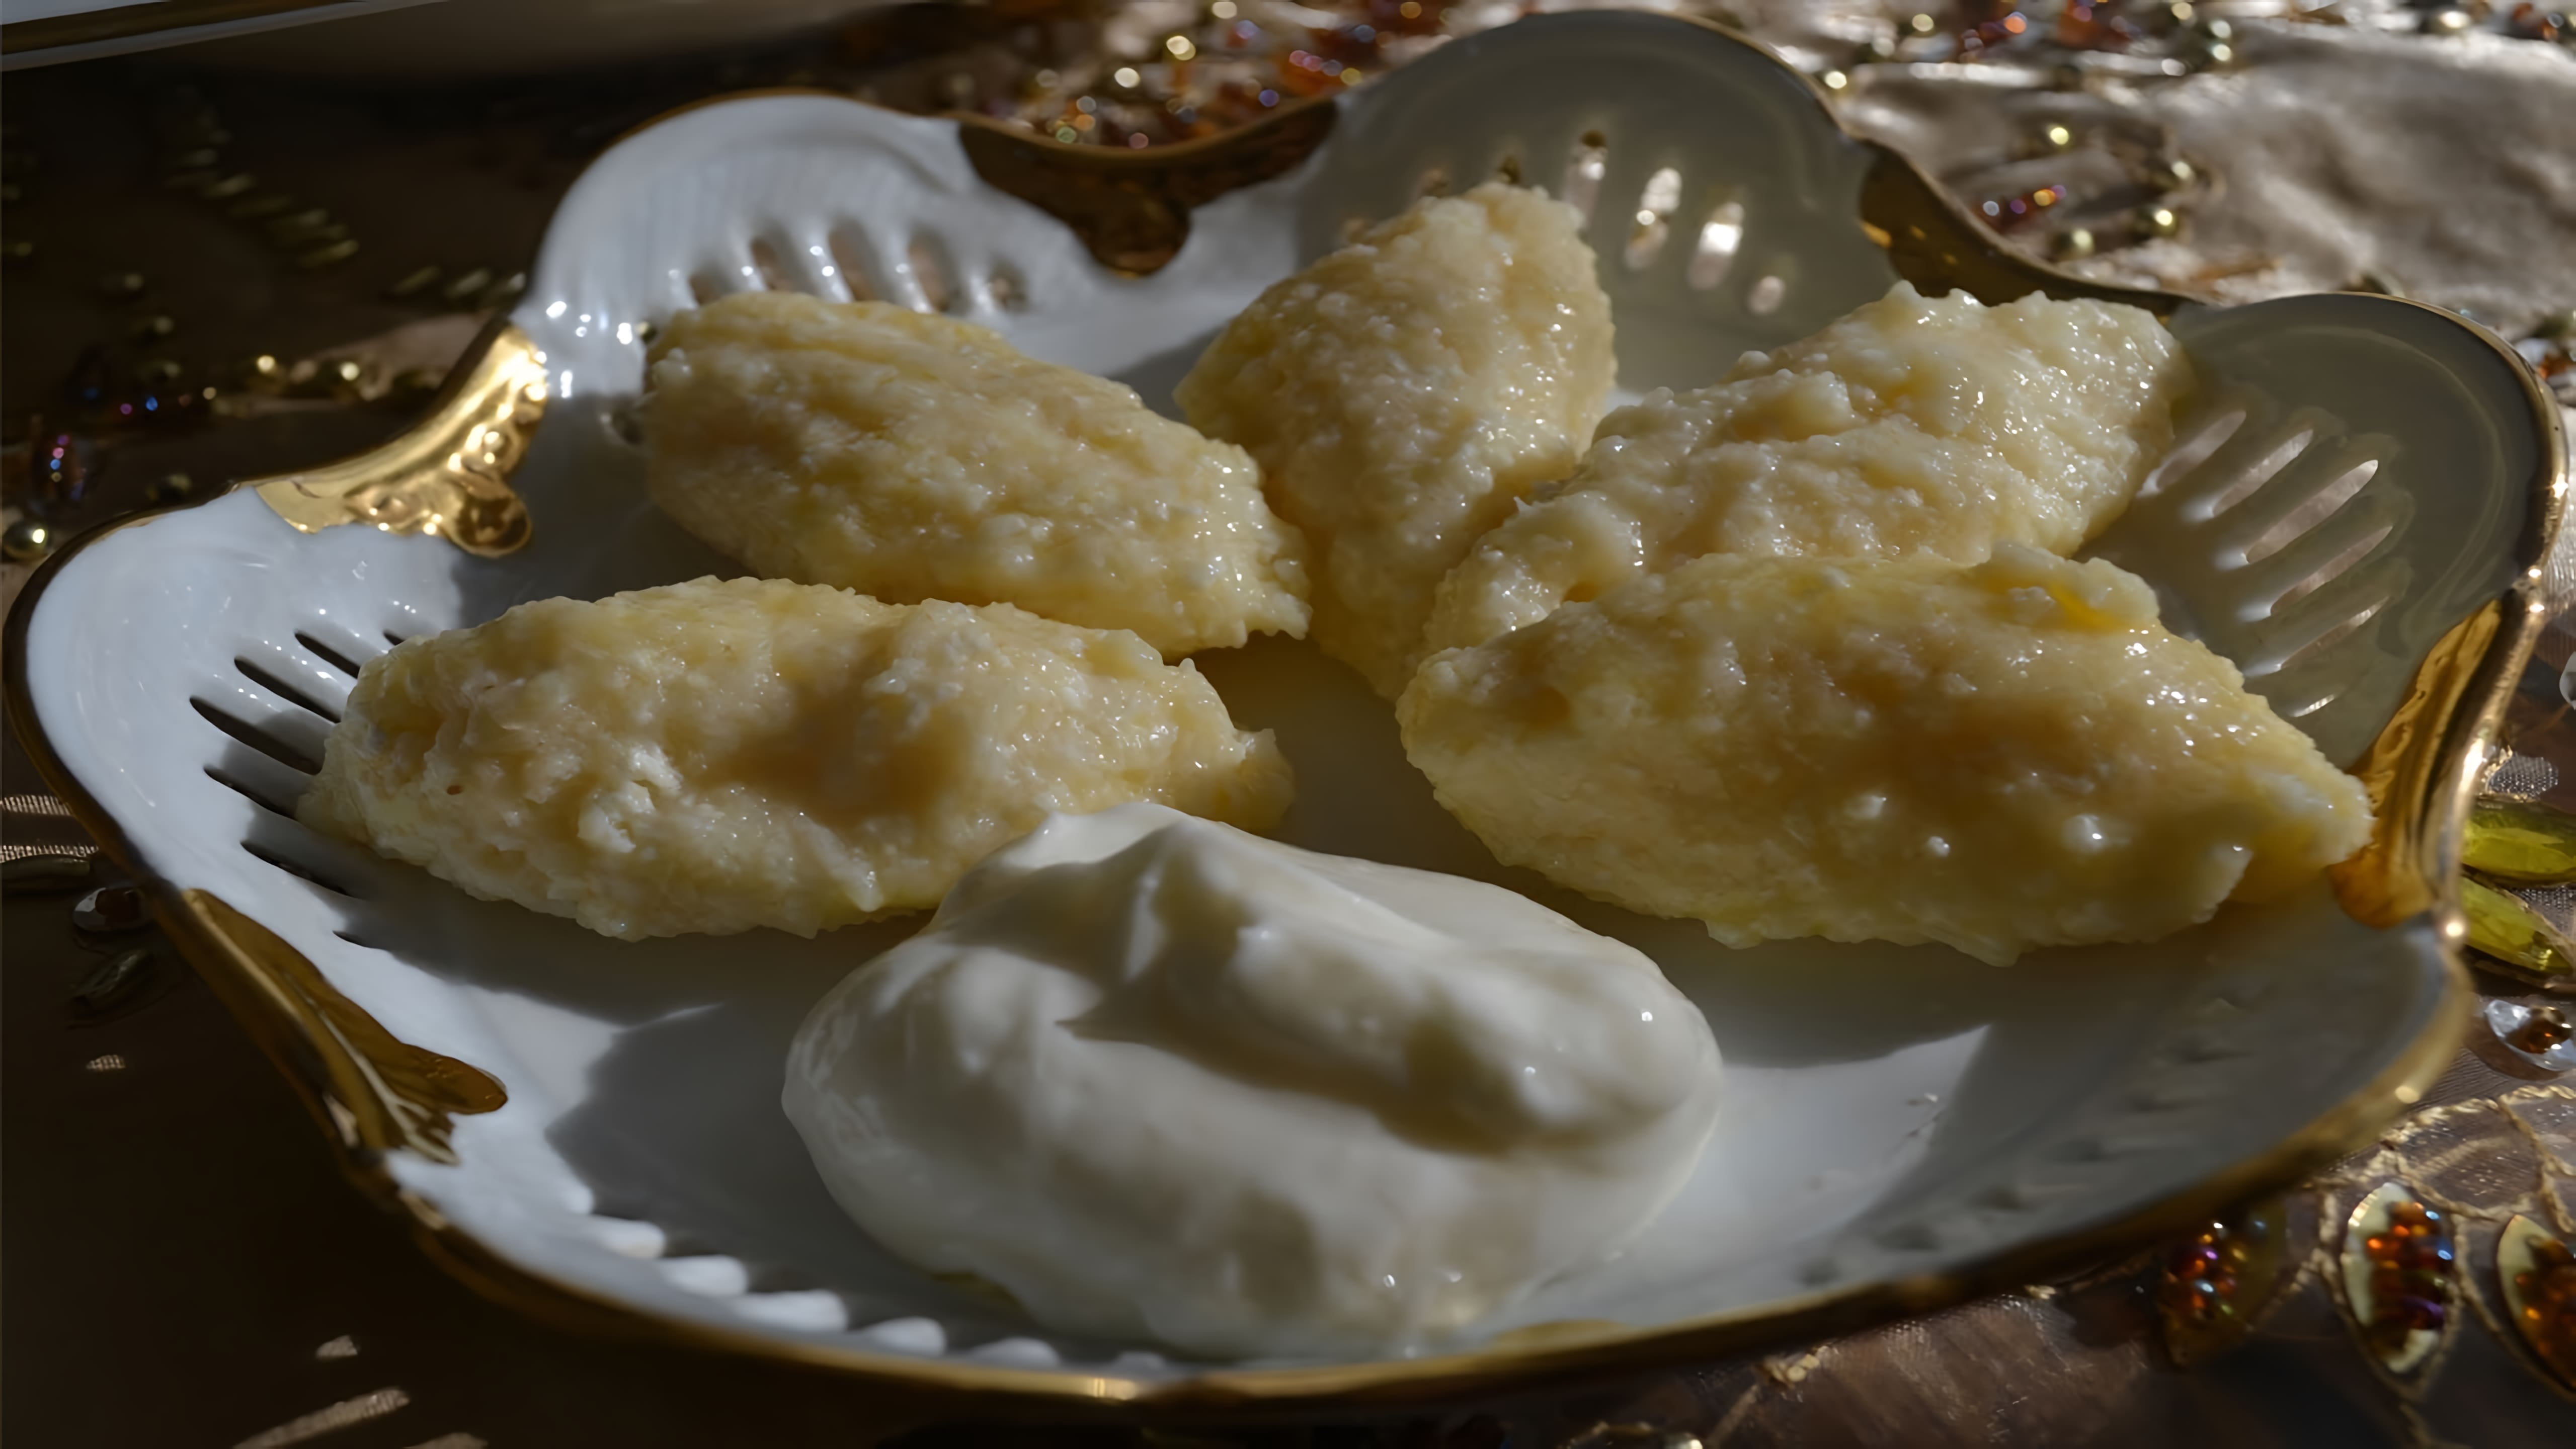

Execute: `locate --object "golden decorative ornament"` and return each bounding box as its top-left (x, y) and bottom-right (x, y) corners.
top-left (2155, 1200), bottom-right (2289, 1366)
top-left (2497, 1215), bottom-right (2576, 1389)
top-left (2462, 796), bottom-right (2576, 886)
top-left (2330, 605), bottom-right (2503, 929)
top-left (2340, 1181), bottom-right (2455, 1377)
top-left (180, 892), bottom-right (506, 1164)
top-left (2504, 1003), bottom-right (2572, 1054)
top-left (2458, 876), bottom-right (2576, 987)
top-left (253, 319), bottom-right (543, 557)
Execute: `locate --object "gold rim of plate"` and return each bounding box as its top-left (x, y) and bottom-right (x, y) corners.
top-left (5, 17), bottom-right (2566, 1409)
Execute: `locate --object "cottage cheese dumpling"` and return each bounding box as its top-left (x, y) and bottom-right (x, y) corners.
top-left (1176, 182), bottom-right (1615, 695)
top-left (646, 292), bottom-right (1310, 659)
top-left (299, 578), bottom-right (1292, 940)
top-left (1400, 546), bottom-right (2370, 965)
top-left (1421, 284), bottom-right (2192, 655)
top-left (785, 804), bottom-right (1722, 1357)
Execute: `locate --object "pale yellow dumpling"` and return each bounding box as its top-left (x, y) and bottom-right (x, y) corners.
top-left (1177, 182), bottom-right (1615, 696)
top-left (300, 578), bottom-right (1293, 940)
top-left (645, 292), bottom-right (1310, 659)
top-left (1421, 284), bottom-right (2193, 656)
top-left (1399, 546), bottom-right (2369, 965)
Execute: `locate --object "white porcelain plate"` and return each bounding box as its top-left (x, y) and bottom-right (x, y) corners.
top-left (10, 13), bottom-right (2561, 1407)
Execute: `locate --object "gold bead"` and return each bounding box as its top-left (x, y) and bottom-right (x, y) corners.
top-left (2053, 228), bottom-right (2097, 261)
top-left (3, 518), bottom-right (55, 564)
top-left (2141, 205), bottom-right (2181, 238)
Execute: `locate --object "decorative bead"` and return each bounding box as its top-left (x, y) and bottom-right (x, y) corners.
top-left (2509, 1005), bottom-right (2573, 1052)
top-left (2, 517), bottom-right (54, 563)
top-left (2499, 1215), bottom-right (2576, 1389)
top-left (2053, 1), bottom-right (2140, 50)
top-left (2157, 1200), bottom-right (2288, 1365)
top-left (146, 472), bottom-right (197, 506)
top-left (1980, 184), bottom-right (2070, 232)
top-left (2485, 1000), bottom-right (2576, 1071)
top-left (2053, 227), bottom-right (2097, 260)
top-left (2141, 205), bottom-right (2182, 238)
top-left (2504, 6), bottom-right (2565, 43)
top-left (71, 884), bottom-right (150, 935)
top-left (2342, 1182), bottom-right (2455, 1376)
top-left (97, 271), bottom-right (147, 299)
top-left (2424, 9), bottom-right (2477, 36)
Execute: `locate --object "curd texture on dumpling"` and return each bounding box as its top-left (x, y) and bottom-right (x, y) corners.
top-left (1422, 283), bottom-right (2192, 656)
top-left (300, 578), bottom-right (1292, 939)
top-left (1177, 182), bottom-right (1615, 694)
top-left (646, 292), bottom-right (1310, 658)
top-left (1400, 546), bottom-right (2370, 965)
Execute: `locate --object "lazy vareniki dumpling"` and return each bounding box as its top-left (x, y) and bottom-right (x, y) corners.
top-left (301, 578), bottom-right (1293, 939)
top-left (646, 292), bottom-right (1311, 659)
top-left (1178, 182), bottom-right (1616, 695)
top-left (1401, 546), bottom-right (2369, 965)
top-left (1422, 283), bottom-right (2192, 656)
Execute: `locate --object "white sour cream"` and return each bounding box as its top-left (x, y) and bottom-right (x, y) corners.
top-left (782, 803), bottom-right (1722, 1358)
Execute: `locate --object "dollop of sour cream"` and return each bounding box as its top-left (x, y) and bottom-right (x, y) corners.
top-left (782, 803), bottom-right (1723, 1358)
